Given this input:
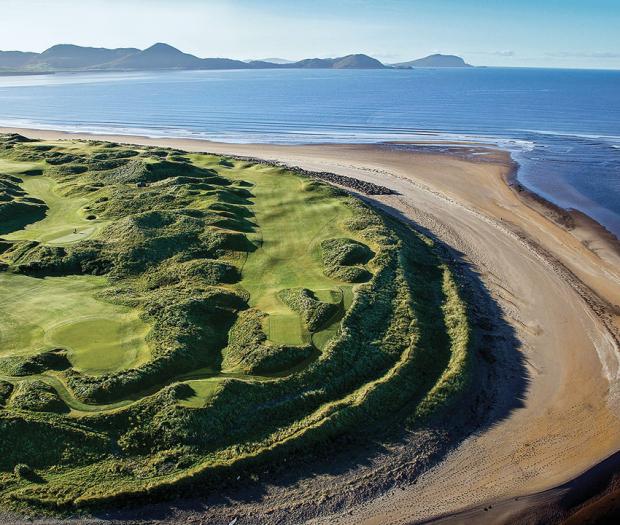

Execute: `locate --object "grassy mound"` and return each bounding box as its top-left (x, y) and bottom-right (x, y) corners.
top-left (0, 349), bottom-right (70, 376)
top-left (9, 381), bottom-right (69, 414)
top-left (0, 174), bottom-right (47, 234)
top-left (0, 134), bottom-right (474, 513)
top-left (320, 237), bottom-right (374, 282)
top-left (277, 288), bottom-right (340, 332)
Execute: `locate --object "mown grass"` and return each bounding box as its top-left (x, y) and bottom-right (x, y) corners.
top-left (0, 273), bottom-right (150, 375)
top-left (5, 176), bottom-right (107, 244)
top-left (219, 166), bottom-right (360, 333)
top-left (0, 134), bottom-right (474, 513)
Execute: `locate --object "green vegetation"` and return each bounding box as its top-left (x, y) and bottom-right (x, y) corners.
top-left (277, 288), bottom-right (340, 332)
top-left (9, 380), bottom-right (69, 414)
top-left (0, 173), bottom-right (47, 235)
top-left (0, 134), bottom-right (474, 513)
top-left (0, 381), bottom-right (13, 405)
top-left (320, 237), bottom-right (374, 282)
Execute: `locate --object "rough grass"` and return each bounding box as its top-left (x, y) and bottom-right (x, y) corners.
top-left (0, 172), bottom-right (47, 235)
top-left (320, 237), bottom-right (374, 283)
top-left (277, 287), bottom-right (340, 332)
top-left (0, 380), bottom-right (14, 405)
top-left (9, 380), bottom-right (69, 414)
top-left (0, 134), bottom-right (474, 513)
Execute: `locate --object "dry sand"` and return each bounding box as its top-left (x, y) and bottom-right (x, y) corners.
top-left (2, 127), bottom-right (620, 524)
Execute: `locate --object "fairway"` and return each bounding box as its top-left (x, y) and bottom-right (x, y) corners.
top-left (192, 160), bottom-right (360, 347)
top-left (0, 135), bottom-right (472, 512)
top-left (5, 176), bottom-right (107, 244)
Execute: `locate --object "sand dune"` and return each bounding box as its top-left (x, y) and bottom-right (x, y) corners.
top-left (2, 128), bottom-right (619, 524)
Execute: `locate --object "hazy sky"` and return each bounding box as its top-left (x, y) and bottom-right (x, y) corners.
top-left (1, 0), bottom-right (619, 69)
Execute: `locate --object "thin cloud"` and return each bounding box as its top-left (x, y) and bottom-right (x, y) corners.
top-left (468, 50), bottom-right (515, 57)
top-left (546, 51), bottom-right (620, 59)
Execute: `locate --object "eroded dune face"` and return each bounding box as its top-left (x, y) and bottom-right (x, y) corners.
top-left (0, 135), bottom-right (473, 511)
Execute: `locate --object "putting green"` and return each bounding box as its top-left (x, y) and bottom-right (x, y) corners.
top-left (0, 273), bottom-right (150, 375)
top-left (47, 316), bottom-right (150, 375)
top-left (268, 313), bottom-right (306, 345)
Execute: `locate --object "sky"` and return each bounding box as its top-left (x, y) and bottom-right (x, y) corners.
top-left (1, 0), bottom-right (619, 69)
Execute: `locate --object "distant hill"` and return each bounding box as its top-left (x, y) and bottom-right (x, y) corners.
top-left (253, 57), bottom-right (294, 64)
top-left (0, 51), bottom-right (39, 69)
top-left (201, 57), bottom-right (253, 70)
top-left (0, 44), bottom-right (474, 73)
top-left (284, 54), bottom-right (385, 69)
top-left (331, 54), bottom-right (385, 69)
top-left (288, 57), bottom-right (333, 69)
top-left (393, 54), bottom-right (472, 68)
top-left (27, 44), bottom-right (139, 70)
top-left (101, 43), bottom-right (204, 70)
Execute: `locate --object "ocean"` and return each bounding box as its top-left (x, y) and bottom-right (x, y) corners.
top-left (0, 67), bottom-right (618, 235)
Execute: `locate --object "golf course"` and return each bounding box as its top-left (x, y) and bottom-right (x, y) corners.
top-left (0, 133), bottom-right (472, 513)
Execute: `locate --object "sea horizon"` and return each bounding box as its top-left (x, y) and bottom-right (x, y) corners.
top-left (3, 1), bottom-right (620, 522)
top-left (0, 66), bottom-right (618, 236)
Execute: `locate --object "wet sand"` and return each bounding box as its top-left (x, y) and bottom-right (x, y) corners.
top-left (1, 127), bottom-right (619, 524)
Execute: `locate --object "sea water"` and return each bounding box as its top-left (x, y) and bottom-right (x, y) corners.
top-left (0, 67), bottom-right (618, 234)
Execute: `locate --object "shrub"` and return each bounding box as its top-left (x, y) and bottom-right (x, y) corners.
top-left (9, 381), bottom-right (69, 414)
top-left (0, 381), bottom-right (14, 406)
top-left (13, 463), bottom-right (34, 479)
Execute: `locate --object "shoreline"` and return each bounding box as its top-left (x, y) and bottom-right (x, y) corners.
top-left (390, 139), bottom-right (620, 254)
top-left (2, 127), bottom-right (620, 524)
top-left (1, 125), bottom-right (618, 257)
top-left (502, 156), bottom-right (620, 255)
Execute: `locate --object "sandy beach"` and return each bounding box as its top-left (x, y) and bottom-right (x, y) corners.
top-left (2, 127), bottom-right (620, 524)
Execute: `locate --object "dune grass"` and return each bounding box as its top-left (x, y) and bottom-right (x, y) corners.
top-left (188, 160), bottom-right (363, 348)
top-left (0, 134), bottom-right (474, 513)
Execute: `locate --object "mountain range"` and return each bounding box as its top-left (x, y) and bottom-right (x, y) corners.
top-left (0, 43), bottom-right (473, 73)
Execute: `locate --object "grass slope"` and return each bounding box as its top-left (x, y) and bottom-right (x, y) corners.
top-left (5, 176), bottom-right (107, 244)
top-left (0, 134), bottom-right (474, 513)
